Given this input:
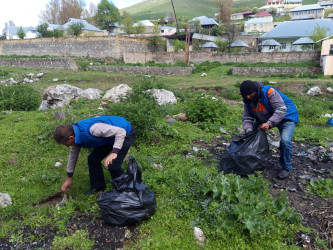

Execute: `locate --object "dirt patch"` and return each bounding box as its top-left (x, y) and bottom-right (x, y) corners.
top-left (34, 191), bottom-right (69, 207)
top-left (194, 131), bottom-right (333, 248)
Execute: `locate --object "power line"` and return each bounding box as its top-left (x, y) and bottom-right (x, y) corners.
top-left (170, 0), bottom-right (178, 30)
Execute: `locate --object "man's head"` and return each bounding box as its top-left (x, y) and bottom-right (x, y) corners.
top-left (53, 125), bottom-right (75, 147)
top-left (240, 80), bottom-right (260, 103)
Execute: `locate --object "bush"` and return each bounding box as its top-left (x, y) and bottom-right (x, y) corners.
top-left (0, 85), bottom-right (41, 111)
top-left (185, 92), bottom-right (228, 131)
top-left (192, 61), bottom-right (222, 74)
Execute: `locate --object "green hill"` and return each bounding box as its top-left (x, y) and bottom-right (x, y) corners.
top-left (121, 0), bottom-right (317, 21)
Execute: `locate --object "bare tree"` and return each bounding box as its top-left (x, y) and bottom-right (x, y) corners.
top-left (40, 0), bottom-right (85, 25)
top-left (215, 0), bottom-right (233, 25)
top-left (81, 2), bottom-right (98, 26)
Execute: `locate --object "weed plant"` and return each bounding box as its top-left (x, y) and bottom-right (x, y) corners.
top-left (305, 178), bottom-right (333, 198)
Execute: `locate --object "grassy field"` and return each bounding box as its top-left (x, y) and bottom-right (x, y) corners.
top-left (1, 61), bottom-right (333, 248)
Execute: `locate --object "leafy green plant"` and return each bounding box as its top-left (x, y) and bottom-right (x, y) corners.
top-left (52, 230), bottom-right (94, 250)
top-left (186, 92), bottom-right (228, 131)
top-left (192, 61), bottom-right (222, 74)
top-left (0, 85), bottom-right (41, 111)
top-left (306, 178), bottom-right (333, 198)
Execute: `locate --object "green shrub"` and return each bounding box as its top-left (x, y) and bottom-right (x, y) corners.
top-left (52, 230), bottom-right (94, 250)
top-left (0, 85), bottom-right (41, 111)
top-left (306, 178), bottom-right (333, 198)
top-left (185, 92), bottom-right (228, 131)
top-left (192, 61), bottom-right (222, 74)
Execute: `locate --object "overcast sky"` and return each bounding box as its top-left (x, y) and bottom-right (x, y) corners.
top-left (0, 0), bottom-right (143, 31)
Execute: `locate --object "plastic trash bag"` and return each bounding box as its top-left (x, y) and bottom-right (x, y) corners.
top-left (218, 129), bottom-right (269, 176)
top-left (328, 117), bottom-right (333, 127)
top-left (97, 156), bottom-right (156, 226)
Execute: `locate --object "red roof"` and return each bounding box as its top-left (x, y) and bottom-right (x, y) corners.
top-left (267, 0), bottom-right (282, 3)
top-left (255, 11), bottom-right (272, 17)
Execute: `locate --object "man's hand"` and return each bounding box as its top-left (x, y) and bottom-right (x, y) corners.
top-left (260, 123), bottom-right (270, 131)
top-left (104, 153), bottom-right (118, 166)
top-left (61, 177), bottom-right (72, 192)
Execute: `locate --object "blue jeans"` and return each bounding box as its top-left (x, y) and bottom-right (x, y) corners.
top-left (254, 120), bottom-right (295, 170)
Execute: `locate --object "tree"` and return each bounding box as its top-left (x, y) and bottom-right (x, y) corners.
top-left (121, 11), bottom-right (134, 35)
top-left (133, 23), bottom-right (146, 36)
top-left (40, 0), bottom-right (85, 24)
top-left (147, 27), bottom-right (165, 52)
top-left (36, 23), bottom-right (50, 37)
top-left (309, 24), bottom-right (328, 50)
top-left (67, 21), bottom-right (84, 36)
top-left (96, 0), bottom-right (120, 31)
top-left (17, 27), bottom-right (25, 39)
top-left (81, 2), bottom-right (98, 26)
top-left (215, 0), bottom-right (233, 25)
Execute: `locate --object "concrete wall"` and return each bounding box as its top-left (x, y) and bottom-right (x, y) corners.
top-left (89, 65), bottom-right (194, 75)
top-left (231, 66), bottom-right (322, 76)
top-left (0, 58), bottom-right (78, 70)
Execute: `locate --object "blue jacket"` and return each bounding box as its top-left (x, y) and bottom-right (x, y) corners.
top-left (72, 116), bottom-right (132, 148)
top-left (246, 85), bottom-right (299, 124)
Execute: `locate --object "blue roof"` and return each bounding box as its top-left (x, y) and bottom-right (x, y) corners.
top-left (7, 26), bottom-right (36, 35)
top-left (200, 42), bottom-right (218, 48)
top-left (290, 4), bottom-right (323, 12)
top-left (245, 17), bottom-right (272, 24)
top-left (227, 40), bottom-right (249, 47)
top-left (192, 33), bottom-right (226, 42)
top-left (160, 26), bottom-right (176, 30)
top-left (260, 19), bottom-right (333, 39)
top-left (191, 16), bottom-right (218, 26)
top-left (259, 39), bottom-right (281, 46)
top-left (292, 37), bottom-right (315, 44)
top-left (62, 18), bottom-right (102, 32)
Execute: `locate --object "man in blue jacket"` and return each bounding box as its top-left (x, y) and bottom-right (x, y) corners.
top-left (53, 116), bottom-right (135, 195)
top-left (240, 80), bottom-right (298, 179)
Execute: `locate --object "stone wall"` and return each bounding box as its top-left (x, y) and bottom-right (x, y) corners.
top-left (231, 67), bottom-right (322, 77)
top-left (0, 37), bottom-right (320, 65)
top-left (0, 58), bottom-right (78, 70)
top-left (0, 36), bottom-right (150, 59)
top-left (123, 51), bottom-right (321, 64)
top-left (90, 65), bottom-right (194, 75)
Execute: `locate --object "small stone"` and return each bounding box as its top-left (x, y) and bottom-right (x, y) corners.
top-left (166, 118), bottom-right (176, 124)
top-left (299, 175), bottom-right (312, 180)
top-left (286, 187), bottom-right (297, 192)
top-left (53, 78), bottom-right (59, 82)
top-left (54, 162), bottom-right (62, 168)
top-left (193, 227), bottom-right (205, 246)
top-left (193, 147), bottom-right (199, 152)
top-left (219, 127), bottom-right (227, 134)
top-left (0, 193), bottom-right (12, 208)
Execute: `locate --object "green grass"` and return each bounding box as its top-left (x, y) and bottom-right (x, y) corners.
top-left (0, 62), bottom-right (332, 248)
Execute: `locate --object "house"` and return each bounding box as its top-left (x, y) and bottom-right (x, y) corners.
top-left (200, 41), bottom-right (219, 50)
top-left (318, 0), bottom-right (333, 9)
top-left (259, 0), bottom-right (302, 13)
top-left (292, 37), bottom-right (315, 50)
top-left (259, 39), bottom-right (281, 52)
top-left (133, 20), bottom-right (155, 33)
top-left (321, 38), bottom-right (333, 75)
top-left (290, 4), bottom-right (325, 20)
top-left (244, 17), bottom-right (275, 33)
top-left (61, 18), bottom-right (107, 36)
top-left (260, 19), bottom-right (333, 51)
top-left (191, 16), bottom-right (219, 34)
top-left (5, 26), bottom-right (37, 40)
top-left (160, 26), bottom-right (177, 36)
top-left (109, 22), bottom-right (126, 35)
top-left (192, 33), bottom-right (227, 43)
top-left (230, 11), bottom-right (254, 20)
top-left (255, 11), bottom-right (273, 21)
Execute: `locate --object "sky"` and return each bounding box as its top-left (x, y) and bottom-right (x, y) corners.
top-left (0, 0), bottom-right (143, 32)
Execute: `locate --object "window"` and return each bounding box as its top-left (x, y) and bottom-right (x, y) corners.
top-left (247, 24), bottom-right (250, 29)
top-left (280, 43), bottom-right (286, 49)
top-left (260, 24), bottom-right (263, 28)
top-left (269, 45), bottom-right (275, 49)
top-left (330, 44), bottom-right (333, 55)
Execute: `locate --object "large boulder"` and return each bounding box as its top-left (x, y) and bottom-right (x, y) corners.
top-left (102, 84), bottom-right (132, 102)
top-left (143, 89), bottom-right (177, 106)
top-left (82, 88), bottom-right (102, 100)
top-left (0, 193), bottom-right (12, 208)
top-left (39, 84), bottom-right (84, 110)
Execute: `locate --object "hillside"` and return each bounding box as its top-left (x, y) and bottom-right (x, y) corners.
top-left (122, 0), bottom-right (317, 20)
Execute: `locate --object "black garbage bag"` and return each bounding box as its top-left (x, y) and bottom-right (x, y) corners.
top-left (97, 156), bottom-right (156, 226)
top-left (218, 129), bottom-right (269, 176)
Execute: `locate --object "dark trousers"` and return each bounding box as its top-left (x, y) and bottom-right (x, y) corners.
top-left (87, 128), bottom-right (136, 190)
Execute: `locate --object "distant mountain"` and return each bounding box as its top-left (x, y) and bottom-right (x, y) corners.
top-left (121, 0), bottom-right (317, 21)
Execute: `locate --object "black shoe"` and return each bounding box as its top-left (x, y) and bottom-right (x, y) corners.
top-left (84, 187), bottom-right (106, 195)
top-left (277, 169), bottom-right (289, 180)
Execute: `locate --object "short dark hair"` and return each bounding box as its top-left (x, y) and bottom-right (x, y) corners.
top-left (53, 125), bottom-right (74, 144)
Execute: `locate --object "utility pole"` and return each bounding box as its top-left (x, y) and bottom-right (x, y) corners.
top-left (170, 0), bottom-right (179, 31)
top-left (184, 22), bottom-right (191, 66)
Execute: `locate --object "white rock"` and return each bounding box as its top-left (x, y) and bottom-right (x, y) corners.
top-left (323, 113), bottom-right (332, 118)
top-left (53, 78), bottom-right (59, 82)
top-left (307, 86), bottom-right (321, 96)
top-left (327, 87), bottom-right (333, 93)
top-left (54, 162), bottom-right (62, 168)
top-left (0, 193), bottom-right (12, 208)
top-left (193, 227), bottom-right (205, 245)
top-left (82, 88), bottom-right (102, 100)
top-left (103, 84), bottom-right (133, 103)
top-left (143, 89), bottom-right (177, 106)
top-left (36, 73), bottom-right (44, 78)
top-left (201, 73), bottom-right (207, 77)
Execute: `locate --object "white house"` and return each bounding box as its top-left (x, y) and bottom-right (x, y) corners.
top-left (6, 26), bottom-right (37, 40)
top-left (160, 26), bottom-right (177, 36)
